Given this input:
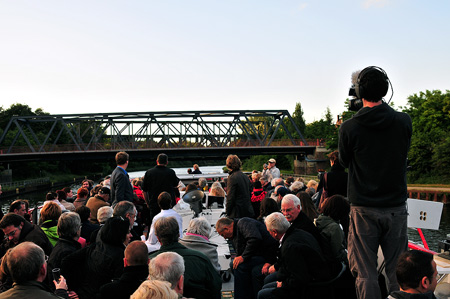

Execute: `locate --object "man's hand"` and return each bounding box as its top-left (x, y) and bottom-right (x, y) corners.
top-left (268, 265), bottom-right (276, 274)
top-left (232, 256), bottom-right (244, 269)
top-left (261, 263), bottom-right (272, 275)
top-left (54, 275), bottom-right (68, 290)
top-left (276, 281), bottom-right (282, 288)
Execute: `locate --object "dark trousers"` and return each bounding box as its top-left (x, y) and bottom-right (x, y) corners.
top-left (232, 256), bottom-right (265, 299)
top-left (348, 204), bottom-right (408, 299)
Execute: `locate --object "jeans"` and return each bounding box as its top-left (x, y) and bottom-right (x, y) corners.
top-left (347, 204), bottom-right (408, 299)
top-left (232, 256), bottom-right (266, 299)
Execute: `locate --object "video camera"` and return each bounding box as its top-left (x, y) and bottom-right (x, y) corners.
top-left (348, 86), bottom-right (363, 111)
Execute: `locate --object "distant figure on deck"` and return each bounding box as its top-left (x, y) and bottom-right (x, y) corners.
top-left (86, 187), bottom-right (110, 224)
top-left (73, 188), bottom-right (89, 210)
top-left (143, 153), bottom-right (180, 225)
top-left (317, 150), bottom-right (348, 212)
top-left (110, 151), bottom-right (134, 206)
top-left (56, 190), bottom-right (75, 212)
top-left (192, 164), bottom-right (202, 174)
top-left (267, 158), bottom-right (280, 179)
top-left (225, 154), bottom-right (254, 219)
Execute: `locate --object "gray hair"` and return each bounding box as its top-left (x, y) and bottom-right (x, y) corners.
top-left (271, 178), bottom-right (283, 187)
top-left (265, 212), bottom-right (290, 234)
top-left (186, 217), bottom-right (211, 238)
top-left (282, 194), bottom-right (302, 210)
top-left (289, 181), bottom-right (304, 193)
top-left (57, 212), bottom-right (81, 239)
top-left (113, 201), bottom-right (135, 218)
top-left (198, 177), bottom-right (207, 188)
top-left (98, 206), bottom-right (113, 224)
top-left (149, 252), bottom-right (185, 289)
top-left (7, 242), bottom-right (44, 283)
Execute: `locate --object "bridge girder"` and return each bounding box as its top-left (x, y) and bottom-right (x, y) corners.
top-left (0, 110), bottom-right (309, 161)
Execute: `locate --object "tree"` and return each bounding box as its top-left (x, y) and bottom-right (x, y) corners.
top-left (402, 90), bottom-right (450, 181)
top-left (304, 107), bottom-right (338, 149)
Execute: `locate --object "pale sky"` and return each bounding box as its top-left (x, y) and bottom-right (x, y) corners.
top-left (0, 1), bottom-right (449, 124)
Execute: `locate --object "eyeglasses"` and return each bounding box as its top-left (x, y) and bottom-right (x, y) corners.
top-left (45, 255), bottom-right (48, 262)
top-left (4, 228), bottom-right (18, 239)
top-left (281, 208), bottom-right (293, 213)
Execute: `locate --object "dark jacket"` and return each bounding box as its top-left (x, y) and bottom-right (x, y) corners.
top-left (339, 101), bottom-right (412, 207)
top-left (149, 242), bottom-right (222, 299)
top-left (317, 162), bottom-right (348, 198)
top-left (388, 291), bottom-right (437, 299)
top-left (232, 217), bottom-right (278, 264)
top-left (272, 226), bottom-right (330, 299)
top-left (290, 211), bottom-right (334, 264)
top-left (0, 220), bottom-right (53, 258)
top-left (315, 215), bottom-right (347, 263)
top-left (226, 169), bottom-right (254, 218)
top-left (0, 281), bottom-right (68, 299)
top-left (98, 265), bottom-right (149, 299)
top-left (80, 220), bottom-right (100, 243)
top-left (142, 165), bottom-right (180, 216)
top-left (47, 238), bottom-right (81, 290)
top-left (62, 240), bottom-right (125, 299)
top-left (110, 166), bottom-right (134, 205)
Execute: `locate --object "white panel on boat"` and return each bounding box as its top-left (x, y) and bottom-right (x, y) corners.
top-left (407, 198), bottom-right (443, 230)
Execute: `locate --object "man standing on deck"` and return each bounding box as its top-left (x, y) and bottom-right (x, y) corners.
top-left (142, 153), bottom-right (180, 225)
top-left (110, 151), bottom-right (134, 206)
top-left (339, 66), bottom-right (412, 299)
top-left (267, 158), bottom-right (280, 179)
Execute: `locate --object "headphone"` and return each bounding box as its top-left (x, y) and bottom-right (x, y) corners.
top-left (355, 66), bottom-right (392, 101)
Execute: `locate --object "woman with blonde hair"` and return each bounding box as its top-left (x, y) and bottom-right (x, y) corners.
top-left (131, 280), bottom-right (178, 299)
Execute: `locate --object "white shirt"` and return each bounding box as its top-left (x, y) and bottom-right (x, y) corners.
top-left (145, 209), bottom-right (183, 252)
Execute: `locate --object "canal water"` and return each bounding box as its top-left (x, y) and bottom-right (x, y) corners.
top-left (1, 165), bottom-right (448, 252)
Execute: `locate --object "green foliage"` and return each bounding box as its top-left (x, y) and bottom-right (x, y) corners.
top-left (402, 90), bottom-right (450, 181)
top-left (284, 102), bottom-right (306, 139)
top-left (304, 107), bottom-right (338, 150)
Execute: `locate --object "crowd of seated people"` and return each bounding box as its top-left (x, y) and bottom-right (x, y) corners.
top-left (1, 153), bottom-right (440, 299)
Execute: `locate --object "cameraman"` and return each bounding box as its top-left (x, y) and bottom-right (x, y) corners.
top-left (338, 66), bottom-right (412, 299)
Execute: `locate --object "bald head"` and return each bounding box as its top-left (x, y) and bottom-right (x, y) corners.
top-left (125, 241), bottom-right (149, 266)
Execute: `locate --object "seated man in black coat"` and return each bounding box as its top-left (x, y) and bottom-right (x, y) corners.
top-left (258, 212), bottom-right (331, 299)
top-left (99, 241), bottom-right (149, 299)
top-left (216, 217), bottom-right (278, 299)
top-left (47, 212), bottom-right (82, 291)
top-left (0, 213), bottom-right (53, 258)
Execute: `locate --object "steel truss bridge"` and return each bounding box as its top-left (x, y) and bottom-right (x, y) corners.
top-left (0, 110), bottom-right (315, 162)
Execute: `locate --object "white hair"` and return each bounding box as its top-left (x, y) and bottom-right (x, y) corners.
top-left (289, 181), bottom-right (304, 193)
top-left (186, 217), bottom-right (211, 238)
top-left (282, 194), bottom-right (302, 210)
